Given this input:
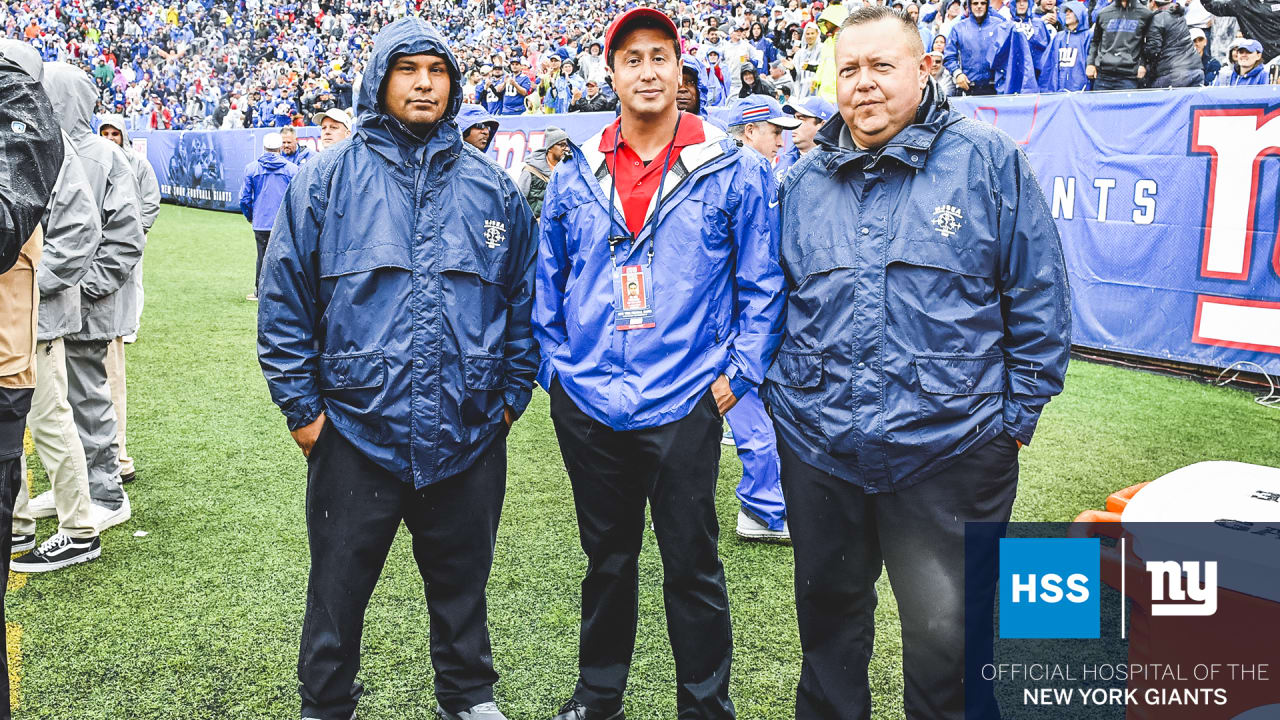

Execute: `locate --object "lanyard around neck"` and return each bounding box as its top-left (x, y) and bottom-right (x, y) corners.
top-left (607, 111), bottom-right (684, 267)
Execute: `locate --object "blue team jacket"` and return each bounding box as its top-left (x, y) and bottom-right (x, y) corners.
top-left (534, 113), bottom-right (785, 431)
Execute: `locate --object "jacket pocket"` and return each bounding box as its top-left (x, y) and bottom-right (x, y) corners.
top-left (460, 353), bottom-right (505, 427)
top-left (914, 353), bottom-right (1005, 395)
top-left (767, 349), bottom-right (823, 389)
top-left (318, 350), bottom-right (387, 442)
top-left (463, 353), bottom-right (505, 391)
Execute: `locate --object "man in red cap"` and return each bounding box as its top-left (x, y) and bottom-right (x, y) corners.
top-left (535, 7), bottom-right (784, 720)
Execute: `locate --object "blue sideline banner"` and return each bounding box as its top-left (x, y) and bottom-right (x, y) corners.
top-left (134, 87), bottom-right (1280, 374)
top-left (952, 85), bottom-right (1280, 376)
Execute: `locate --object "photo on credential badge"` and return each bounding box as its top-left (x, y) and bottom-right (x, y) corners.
top-left (963, 469), bottom-right (1280, 720)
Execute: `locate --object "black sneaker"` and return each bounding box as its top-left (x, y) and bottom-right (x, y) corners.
top-left (10, 533), bottom-right (34, 553)
top-left (550, 699), bottom-right (624, 720)
top-left (121, 471), bottom-right (136, 484)
top-left (11, 533), bottom-right (101, 572)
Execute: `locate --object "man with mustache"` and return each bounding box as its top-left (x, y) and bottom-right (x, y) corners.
top-left (534, 7), bottom-right (784, 719)
top-left (258, 17), bottom-right (537, 720)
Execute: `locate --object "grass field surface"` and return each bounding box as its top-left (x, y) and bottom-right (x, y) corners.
top-left (7, 205), bottom-right (1279, 719)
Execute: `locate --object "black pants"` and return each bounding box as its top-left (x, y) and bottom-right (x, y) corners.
top-left (254, 229), bottom-right (271, 293)
top-left (548, 379), bottom-right (734, 720)
top-left (962, 84), bottom-right (997, 96)
top-left (779, 431), bottom-right (1020, 720)
top-left (298, 422), bottom-right (506, 720)
top-left (0, 388), bottom-right (31, 720)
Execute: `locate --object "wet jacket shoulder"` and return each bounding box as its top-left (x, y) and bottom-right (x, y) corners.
top-left (258, 17), bottom-right (537, 489)
top-left (38, 134), bottom-right (101, 341)
top-left (768, 88), bottom-right (1070, 492)
top-left (534, 114), bottom-right (785, 431)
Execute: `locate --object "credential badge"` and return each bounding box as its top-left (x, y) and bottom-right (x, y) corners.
top-left (932, 205), bottom-right (963, 239)
top-left (484, 220), bottom-right (506, 249)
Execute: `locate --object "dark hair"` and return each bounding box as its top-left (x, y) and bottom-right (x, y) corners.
top-left (839, 5), bottom-right (925, 55)
top-left (607, 17), bottom-right (682, 68)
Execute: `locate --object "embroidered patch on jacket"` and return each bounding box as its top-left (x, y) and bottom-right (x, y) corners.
top-left (484, 220), bottom-right (507, 248)
top-left (932, 205), bottom-right (963, 239)
top-left (10, 121), bottom-right (27, 134)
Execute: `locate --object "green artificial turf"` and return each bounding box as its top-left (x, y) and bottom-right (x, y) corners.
top-left (8, 205), bottom-right (1279, 719)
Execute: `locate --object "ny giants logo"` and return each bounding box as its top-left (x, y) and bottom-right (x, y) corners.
top-left (1189, 106), bottom-right (1280, 355)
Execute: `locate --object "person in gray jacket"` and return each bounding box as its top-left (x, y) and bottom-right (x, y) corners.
top-left (98, 113), bottom-right (158, 487)
top-left (0, 41), bottom-right (105, 573)
top-left (40, 62), bottom-right (144, 533)
top-left (99, 114), bottom-right (159, 344)
top-left (1146, 0), bottom-right (1205, 87)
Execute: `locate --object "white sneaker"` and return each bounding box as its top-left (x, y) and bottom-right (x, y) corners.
top-left (28, 489), bottom-right (57, 519)
top-left (122, 334), bottom-right (137, 344)
top-left (736, 509), bottom-right (790, 544)
top-left (88, 492), bottom-right (131, 533)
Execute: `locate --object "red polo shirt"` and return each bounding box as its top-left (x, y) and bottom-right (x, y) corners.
top-left (600, 113), bottom-right (706, 236)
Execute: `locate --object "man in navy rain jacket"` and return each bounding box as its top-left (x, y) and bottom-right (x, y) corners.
top-left (768, 7), bottom-right (1069, 719)
top-left (534, 8), bottom-right (784, 720)
top-left (239, 132), bottom-right (298, 300)
top-left (257, 17), bottom-right (536, 720)
top-left (1039, 1), bottom-right (1094, 91)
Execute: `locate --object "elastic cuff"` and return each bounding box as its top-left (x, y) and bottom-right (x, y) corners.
top-left (504, 388), bottom-right (532, 419)
top-left (283, 398), bottom-right (324, 431)
top-left (728, 373), bottom-right (755, 401)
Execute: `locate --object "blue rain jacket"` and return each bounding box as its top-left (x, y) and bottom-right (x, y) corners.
top-left (766, 85), bottom-right (1070, 493)
top-left (945, 5), bottom-right (1010, 87)
top-left (257, 17), bottom-right (538, 488)
top-left (239, 151), bottom-right (299, 231)
top-left (534, 114), bottom-right (785, 431)
top-left (1039, 3), bottom-right (1094, 92)
top-left (1009, 6), bottom-right (1052, 62)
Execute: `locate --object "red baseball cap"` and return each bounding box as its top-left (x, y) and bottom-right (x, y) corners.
top-left (603, 7), bottom-right (680, 61)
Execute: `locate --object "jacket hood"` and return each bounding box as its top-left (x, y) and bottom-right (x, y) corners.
top-left (817, 3), bottom-right (849, 30)
top-left (963, 0), bottom-right (1000, 22)
top-left (97, 112), bottom-right (131, 145)
top-left (682, 54), bottom-right (711, 116)
top-left (1059, 1), bottom-right (1089, 29)
top-left (740, 61), bottom-right (758, 77)
top-left (525, 147), bottom-right (552, 172)
top-left (356, 17), bottom-right (463, 126)
top-left (41, 62), bottom-right (97, 139)
top-left (455, 103), bottom-right (499, 136)
top-left (0, 39), bottom-right (43, 81)
top-left (942, 0), bottom-right (965, 17)
top-left (258, 151), bottom-right (292, 171)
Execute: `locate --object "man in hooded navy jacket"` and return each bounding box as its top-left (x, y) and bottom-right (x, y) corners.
top-left (769, 7), bottom-right (1069, 719)
top-left (258, 17), bottom-right (537, 720)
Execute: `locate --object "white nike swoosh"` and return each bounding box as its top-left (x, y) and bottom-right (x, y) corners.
top-left (768, 199), bottom-right (780, 208)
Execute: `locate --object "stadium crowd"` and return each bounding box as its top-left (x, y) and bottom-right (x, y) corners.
top-left (2, 0), bottom-right (1279, 131)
